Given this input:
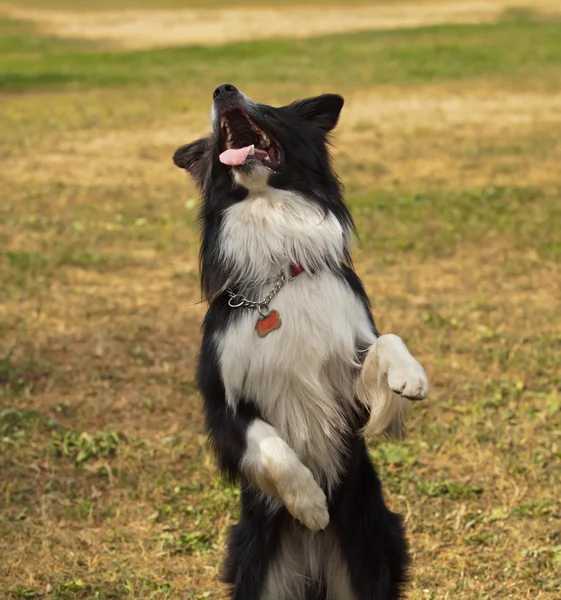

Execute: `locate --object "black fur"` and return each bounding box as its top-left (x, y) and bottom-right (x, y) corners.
top-left (175, 85), bottom-right (410, 599)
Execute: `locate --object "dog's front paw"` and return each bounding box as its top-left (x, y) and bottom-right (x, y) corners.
top-left (256, 432), bottom-right (330, 531)
top-left (375, 334), bottom-right (430, 401)
top-left (281, 468), bottom-right (329, 531)
top-left (387, 359), bottom-right (429, 401)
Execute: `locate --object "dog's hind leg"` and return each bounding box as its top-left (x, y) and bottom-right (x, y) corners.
top-left (221, 486), bottom-right (282, 599)
top-left (224, 495), bottom-right (324, 600)
top-left (327, 439), bottom-right (410, 599)
top-left (323, 526), bottom-right (356, 600)
top-left (262, 525), bottom-right (324, 600)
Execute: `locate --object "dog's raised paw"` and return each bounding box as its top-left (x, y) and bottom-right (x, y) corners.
top-left (387, 359), bottom-right (429, 401)
top-left (374, 334), bottom-right (430, 402)
top-left (282, 469), bottom-right (329, 531)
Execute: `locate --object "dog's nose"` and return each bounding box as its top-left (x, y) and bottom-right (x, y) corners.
top-left (213, 84), bottom-right (239, 101)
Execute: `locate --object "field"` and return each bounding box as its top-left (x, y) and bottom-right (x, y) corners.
top-left (1, 0), bottom-right (560, 598)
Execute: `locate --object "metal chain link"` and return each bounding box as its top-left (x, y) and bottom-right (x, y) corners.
top-left (227, 270), bottom-right (287, 317)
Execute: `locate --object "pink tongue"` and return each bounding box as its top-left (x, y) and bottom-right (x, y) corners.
top-left (219, 145), bottom-right (253, 166)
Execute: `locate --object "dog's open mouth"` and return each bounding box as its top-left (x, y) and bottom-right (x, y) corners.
top-left (219, 109), bottom-right (282, 168)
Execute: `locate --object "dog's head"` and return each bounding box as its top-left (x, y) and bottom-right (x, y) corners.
top-left (173, 84), bottom-right (344, 195)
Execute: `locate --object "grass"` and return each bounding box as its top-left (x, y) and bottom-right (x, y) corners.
top-left (1, 3), bottom-right (560, 599)
top-left (2, 0), bottom-right (435, 9)
top-left (1, 15), bottom-right (561, 91)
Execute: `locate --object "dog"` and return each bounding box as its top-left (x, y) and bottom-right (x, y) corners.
top-left (173, 84), bottom-right (429, 600)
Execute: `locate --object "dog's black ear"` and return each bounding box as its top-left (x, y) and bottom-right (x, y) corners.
top-left (290, 94), bottom-right (344, 132)
top-left (173, 137), bottom-right (208, 183)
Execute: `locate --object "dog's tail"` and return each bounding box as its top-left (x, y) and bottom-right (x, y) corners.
top-left (355, 344), bottom-right (409, 438)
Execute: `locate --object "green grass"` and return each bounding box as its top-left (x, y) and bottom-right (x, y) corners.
top-left (351, 186), bottom-right (561, 260)
top-left (1, 15), bottom-right (561, 92)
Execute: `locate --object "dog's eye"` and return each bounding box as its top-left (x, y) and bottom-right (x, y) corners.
top-left (263, 111), bottom-right (274, 119)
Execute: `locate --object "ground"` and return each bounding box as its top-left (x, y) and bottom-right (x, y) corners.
top-left (0, 0), bottom-right (560, 598)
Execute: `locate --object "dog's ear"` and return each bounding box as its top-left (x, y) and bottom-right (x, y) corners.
top-left (173, 137), bottom-right (208, 183)
top-left (289, 94), bottom-right (344, 132)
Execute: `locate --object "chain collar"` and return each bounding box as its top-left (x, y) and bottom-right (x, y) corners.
top-left (227, 265), bottom-right (303, 317)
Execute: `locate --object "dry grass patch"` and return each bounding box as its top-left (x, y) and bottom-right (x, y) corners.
top-left (1, 127), bottom-right (192, 188)
top-left (339, 85), bottom-right (561, 191)
top-left (2, 0), bottom-right (560, 49)
top-left (344, 87), bottom-right (561, 132)
top-left (3, 84), bottom-right (561, 192)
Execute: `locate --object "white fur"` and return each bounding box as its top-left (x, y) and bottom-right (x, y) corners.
top-left (243, 420), bottom-right (329, 531)
top-left (357, 334), bottom-right (429, 436)
top-left (262, 525), bottom-right (356, 599)
top-left (263, 526), bottom-right (323, 600)
top-left (219, 180), bottom-right (351, 289)
top-left (218, 266), bottom-right (375, 490)
top-left (324, 527), bottom-right (356, 600)
top-left (216, 185), bottom-right (370, 491)
top-left (232, 161), bottom-right (269, 189)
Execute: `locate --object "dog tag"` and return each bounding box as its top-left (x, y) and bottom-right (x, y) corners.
top-left (255, 310), bottom-right (282, 337)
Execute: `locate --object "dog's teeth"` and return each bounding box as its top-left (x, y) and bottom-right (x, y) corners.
top-left (225, 122), bottom-right (233, 147)
top-left (221, 117), bottom-right (226, 128)
top-left (249, 145), bottom-right (255, 155)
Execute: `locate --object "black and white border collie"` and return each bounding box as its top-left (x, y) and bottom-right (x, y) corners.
top-left (173, 84), bottom-right (429, 599)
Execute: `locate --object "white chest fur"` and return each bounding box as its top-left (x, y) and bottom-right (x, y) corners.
top-left (215, 187), bottom-right (376, 487)
top-left (218, 186), bottom-right (351, 288)
top-left (216, 271), bottom-right (375, 487)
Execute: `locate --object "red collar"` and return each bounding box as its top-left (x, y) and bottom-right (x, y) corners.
top-left (290, 263), bottom-right (305, 278)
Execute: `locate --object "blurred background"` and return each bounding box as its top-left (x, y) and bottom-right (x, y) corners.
top-left (1, 1), bottom-right (560, 598)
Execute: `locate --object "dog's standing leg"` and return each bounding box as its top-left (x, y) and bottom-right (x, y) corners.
top-left (199, 343), bottom-right (329, 599)
top-left (320, 333), bottom-right (426, 598)
top-left (260, 522), bottom-right (325, 600)
top-left (224, 487), bottom-right (320, 600)
top-left (357, 333), bottom-right (429, 437)
top-left (326, 438), bottom-right (410, 600)
top-left (323, 525), bottom-right (356, 599)
top-left (223, 486), bottom-right (283, 600)
top-left (219, 420), bottom-right (330, 600)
